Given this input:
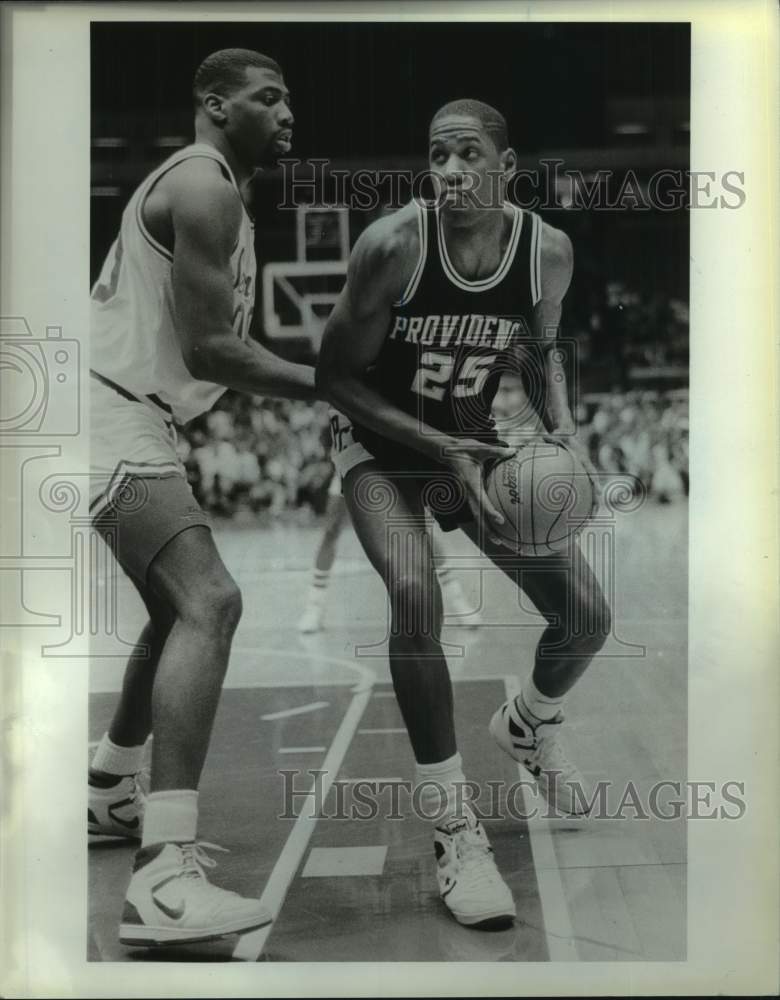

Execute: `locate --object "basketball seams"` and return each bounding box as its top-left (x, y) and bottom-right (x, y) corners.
top-left (492, 458), bottom-right (518, 546)
top-left (543, 443), bottom-right (576, 548)
top-left (546, 444), bottom-right (594, 545)
top-left (487, 457), bottom-right (519, 548)
top-left (487, 442), bottom-right (594, 554)
top-left (547, 509), bottom-right (592, 545)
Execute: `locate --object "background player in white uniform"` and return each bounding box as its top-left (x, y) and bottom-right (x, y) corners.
top-left (88, 49), bottom-right (318, 947)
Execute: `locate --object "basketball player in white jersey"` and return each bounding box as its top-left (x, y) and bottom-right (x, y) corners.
top-left (87, 49), bottom-right (315, 946)
top-left (317, 100), bottom-right (610, 928)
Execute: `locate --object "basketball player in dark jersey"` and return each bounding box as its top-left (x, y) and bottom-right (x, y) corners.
top-left (317, 99), bottom-right (610, 927)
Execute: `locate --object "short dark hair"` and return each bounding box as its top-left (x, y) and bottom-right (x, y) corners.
top-left (193, 48), bottom-right (282, 104)
top-left (430, 99), bottom-right (509, 152)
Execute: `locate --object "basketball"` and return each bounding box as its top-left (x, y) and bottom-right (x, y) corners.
top-left (485, 438), bottom-right (596, 555)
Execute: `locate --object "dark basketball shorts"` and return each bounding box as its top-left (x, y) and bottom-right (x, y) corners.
top-left (89, 377), bottom-right (211, 585)
top-left (328, 407), bottom-right (501, 532)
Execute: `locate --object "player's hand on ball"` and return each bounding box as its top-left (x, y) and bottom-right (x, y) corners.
top-left (444, 439), bottom-right (516, 548)
top-left (547, 431), bottom-right (602, 513)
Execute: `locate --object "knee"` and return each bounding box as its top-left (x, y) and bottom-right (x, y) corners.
top-left (148, 611), bottom-right (174, 647)
top-left (220, 580), bottom-right (244, 631)
top-left (135, 589), bottom-right (174, 648)
top-left (178, 576), bottom-right (243, 636)
top-left (570, 593), bottom-right (612, 655)
top-left (212, 578), bottom-right (243, 633)
top-left (390, 573), bottom-right (442, 635)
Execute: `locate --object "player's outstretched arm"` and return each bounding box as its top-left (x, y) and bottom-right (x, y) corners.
top-left (535, 223), bottom-right (601, 501)
top-left (169, 161), bottom-right (317, 401)
top-left (535, 223), bottom-right (576, 435)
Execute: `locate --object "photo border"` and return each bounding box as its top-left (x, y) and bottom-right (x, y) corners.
top-left (1, 1), bottom-right (778, 996)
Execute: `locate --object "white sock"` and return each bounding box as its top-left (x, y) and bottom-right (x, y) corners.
top-left (141, 790), bottom-right (198, 848)
top-left (91, 733), bottom-right (145, 776)
top-left (519, 676), bottom-right (564, 723)
top-left (307, 570), bottom-right (330, 607)
top-left (414, 752), bottom-right (470, 822)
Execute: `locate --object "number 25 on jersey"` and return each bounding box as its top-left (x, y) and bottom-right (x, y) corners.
top-left (411, 352), bottom-right (496, 401)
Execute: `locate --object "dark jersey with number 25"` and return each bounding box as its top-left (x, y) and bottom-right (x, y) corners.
top-left (353, 199), bottom-right (544, 473)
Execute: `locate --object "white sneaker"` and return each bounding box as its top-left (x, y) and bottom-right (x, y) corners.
top-left (120, 841), bottom-right (272, 946)
top-left (489, 697), bottom-right (589, 816)
top-left (434, 806), bottom-right (516, 928)
top-left (89, 770), bottom-right (148, 839)
top-left (441, 579), bottom-right (483, 629)
top-left (297, 603), bottom-right (324, 634)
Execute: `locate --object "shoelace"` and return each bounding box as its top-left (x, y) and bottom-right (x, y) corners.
top-left (176, 842), bottom-right (250, 904)
top-left (171, 840), bottom-right (253, 909)
top-left (179, 841), bottom-right (229, 880)
top-left (452, 830), bottom-right (504, 886)
top-left (528, 728), bottom-right (577, 777)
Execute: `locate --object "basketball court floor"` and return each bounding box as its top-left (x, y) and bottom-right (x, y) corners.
top-left (88, 501), bottom-right (687, 963)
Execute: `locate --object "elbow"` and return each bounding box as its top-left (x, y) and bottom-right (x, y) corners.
top-left (314, 361), bottom-right (339, 403)
top-left (183, 344), bottom-right (214, 381)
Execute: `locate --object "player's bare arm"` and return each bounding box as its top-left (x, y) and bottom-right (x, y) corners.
top-left (533, 222), bottom-right (576, 434)
top-left (317, 205), bottom-right (513, 531)
top-left (160, 159), bottom-right (317, 401)
top-left (317, 206), bottom-right (443, 455)
top-left (534, 221), bottom-right (600, 498)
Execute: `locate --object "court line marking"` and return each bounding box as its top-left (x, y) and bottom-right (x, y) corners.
top-left (232, 651), bottom-right (533, 693)
top-left (230, 646), bottom-right (375, 693)
top-left (232, 683), bottom-right (374, 961)
top-left (231, 679), bottom-right (356, 689)
top-left (91, 670), bottom-right (515, 695)
top-left (357, 728), bottom-right (407, 735)
top-left (302, 845), bottom-right (388, 879)
top-left (278, 746), bottom-right (326, 755)
top-left (88, 676), bottom-right (361, 694)
top-left (503, 675), bottom-right (578, 962)
top-left (261, 702), bottom-right (329, 721)
top-left (226, 559), bottom-right (371, 580)
top-left (90, 672), bottom-right (525, 956)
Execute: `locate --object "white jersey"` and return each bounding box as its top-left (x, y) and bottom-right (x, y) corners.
top-left (90, 143), bottom-right (256, 424)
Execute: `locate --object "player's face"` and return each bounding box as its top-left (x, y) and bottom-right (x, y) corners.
top-left (429, 115), bottom-right (508, 215)
top-left (222, 67), bottom-right (294, 167)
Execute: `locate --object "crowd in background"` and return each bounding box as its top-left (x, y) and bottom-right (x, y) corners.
top-left (175, 277), bottom-right (689, 519)
top-left (178, 385), bottom-right (689, 521)
top-left (578, 389), bottom-right (689, 502)
top-left (179, 398), bottom-right (334, 520)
